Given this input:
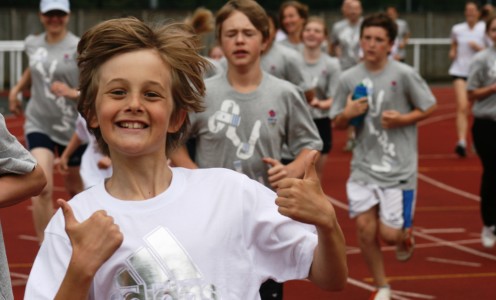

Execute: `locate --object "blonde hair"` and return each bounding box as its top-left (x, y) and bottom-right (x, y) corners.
top-left (77, 17), bottom-right (208, 155)
top-left (186, 7), bottom-right (214, 35)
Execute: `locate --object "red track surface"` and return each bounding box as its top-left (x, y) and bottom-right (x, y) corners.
top-left (2, 85), bottom-right (495, 299)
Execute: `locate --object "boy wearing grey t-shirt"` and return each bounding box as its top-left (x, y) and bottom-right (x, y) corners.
top-left (330, 13), bottom-right (436, 300)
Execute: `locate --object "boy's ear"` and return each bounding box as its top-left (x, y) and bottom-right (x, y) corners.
top-left (168, 109), bottom-right (187, 133)
top-left (88, 113), bottom-right (99, 129)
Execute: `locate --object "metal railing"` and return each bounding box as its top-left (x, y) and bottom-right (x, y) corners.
top-left (0, 38), bottom-right (453, 90)
top-left (0, 40), bottom-right (24, 91)
top-left (408, 38), bottom-right (451, 73)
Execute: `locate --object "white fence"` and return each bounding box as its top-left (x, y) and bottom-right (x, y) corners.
top-left (0, 38), bottom-right (452, 91)
top-left (0, 40), bottom-right (24, 91)
top-left (408, 38), bottom-right (451, 72)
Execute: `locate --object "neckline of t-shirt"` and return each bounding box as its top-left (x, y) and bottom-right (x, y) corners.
top-left (362, 59), bottom-right (392, 77)
top-left (223, 71), bottom-right (267, 101)
top-left (95, 167), bottom-right (186, 212)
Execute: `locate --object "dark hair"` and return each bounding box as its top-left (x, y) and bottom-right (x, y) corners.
top-left (486, 14), bottom-right (496, 33)
top-left (466, 0), bottom-right (481, 11)
top-left (360, 13), bottom-right (397, 43)
top-left (267, 11), bottom-right (280, 30)
top-left (77, 17), bottom-right (208, 156)
top-left (215, 0), bottom-right (269, 43)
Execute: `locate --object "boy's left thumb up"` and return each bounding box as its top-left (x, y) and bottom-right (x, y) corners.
top-left (303, 150), bottom-right (319, 181)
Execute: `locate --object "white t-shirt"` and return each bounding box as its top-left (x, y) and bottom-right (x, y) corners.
top-left (25, 167), bottom-right (317, 300)
top-left (449, 21), bottom-right (487, 77)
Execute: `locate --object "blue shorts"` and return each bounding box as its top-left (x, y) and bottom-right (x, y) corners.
top-left (26, 132), bottom-right (87, 167)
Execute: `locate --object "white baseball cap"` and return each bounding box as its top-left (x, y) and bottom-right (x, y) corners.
top-left (40, 0), bottom-right (70, 14)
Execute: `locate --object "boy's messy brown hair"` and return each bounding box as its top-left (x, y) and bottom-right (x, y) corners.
top-left (77, 17), bottom-right (208, 156)
top-left (215, 0), bottom-right (270, 43)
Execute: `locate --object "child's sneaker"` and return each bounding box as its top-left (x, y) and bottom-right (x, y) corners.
top-left (454, 143), bottom-right (467, 158)
top-left (396, 228), bottom-right (415, 262)
top-left (481, 226), bottom-right (496, 248)
top-left (369, 286), bottom-right (391, 300)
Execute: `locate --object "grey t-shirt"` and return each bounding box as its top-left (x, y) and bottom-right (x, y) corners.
top-left (467, 47), bottom-right (496, 121)
top-left (303, 53), bottom-right (341, 119)
top-left (278, 38), bottom-right (303, 52)
top-left (330, 61), bottom-right (436, 189)
top-left (189, 72), bottom-right (322, 187)
top-left (0, 113), bottom-right (37, 300)
top-left (0, 114), bottom-right (36, 175)
top-left (261, 42), bottom-right (310, 91)
top-left (331, 18), bottom-right (363, 71)
top-left (24, 32), bottom-right (79, 145)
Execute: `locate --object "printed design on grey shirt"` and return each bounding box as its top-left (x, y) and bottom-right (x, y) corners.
top-left (361, 78), bottom-right (397, 173)
top-left (487, 59), bottom-right (496, 78)
top-left (111, 227), bottom-right (216, 299)
top-left (30, 47), bottom-right (75, 133)
top-left (338, 26), bottom-right (360, 59)
top-left (208, 99), bottom-right (261, 160)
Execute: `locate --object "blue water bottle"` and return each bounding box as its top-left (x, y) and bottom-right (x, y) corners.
top-left (350, 83), bottom-right (367, 127)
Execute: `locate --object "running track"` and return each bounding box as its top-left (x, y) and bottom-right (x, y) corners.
top-left (1, 85), bottom-right (495, 299)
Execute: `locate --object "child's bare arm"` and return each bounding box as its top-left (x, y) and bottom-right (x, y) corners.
top-left (54, 199), bottom-right (123, 300)
top-left (274, 150), bottom-right (347, 291)
top-left (0, 165), bottom-right (46, 208)
top-left (381, 104), bottom-right (437, 129)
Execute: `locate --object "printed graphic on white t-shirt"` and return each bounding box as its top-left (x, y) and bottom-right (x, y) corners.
top-left (111, 226), bottom-right (216, 299)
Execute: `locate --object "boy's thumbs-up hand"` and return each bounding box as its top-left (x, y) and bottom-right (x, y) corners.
top-left (58, 199), bottom-right (123, 277)
top-left (275, 151), bottom-right (336, 228)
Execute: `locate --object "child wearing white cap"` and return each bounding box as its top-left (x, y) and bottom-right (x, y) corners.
top-left (8, 0), bottom-right (84, 243)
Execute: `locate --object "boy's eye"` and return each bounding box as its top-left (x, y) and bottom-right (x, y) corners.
top-left (145, 91), bottom-right (160, 98)
top-left (110, 89), bottom-right (126, 96)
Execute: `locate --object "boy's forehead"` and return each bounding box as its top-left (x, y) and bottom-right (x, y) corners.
top-left (362, 26), bottom-right (389, 39)
top-left (222, 10), bottom-right (257, 31)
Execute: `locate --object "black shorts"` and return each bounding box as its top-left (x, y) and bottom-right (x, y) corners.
top-left (26, 132), bottom-right (87, 167)
top-left (313, 117), bottom-right (332, 154)
top-left (451, 75), bottom-right (467, 81)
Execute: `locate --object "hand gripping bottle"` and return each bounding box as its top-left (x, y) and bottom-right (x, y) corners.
top-left (350, 83), bottom-right (367, 127)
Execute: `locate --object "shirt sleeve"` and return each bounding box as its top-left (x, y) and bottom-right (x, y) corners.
top-left (240, 176), bottom-right (317, 281)
top-left (466, 53), bottom-right (485, 91)
top-left (403, 69), bottom-right (437, 112)
top-left (24, 211), bottom-right (72, 299)
top-left (0, 114), bottom-right (36, 175)
top-left (285, 87), bottom-right (323, 154)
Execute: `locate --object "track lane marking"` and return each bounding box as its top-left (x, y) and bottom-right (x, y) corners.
top-left (426, 257), bottom-right (481, 267)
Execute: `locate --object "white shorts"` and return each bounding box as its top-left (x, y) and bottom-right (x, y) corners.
top-left (346, 180), bottom-right (416, 229)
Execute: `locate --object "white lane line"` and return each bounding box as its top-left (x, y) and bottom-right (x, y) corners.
top-left (414, 231), bottom-right (496, 261)
top-left (347, 277), bottom-right (420, 300)
top-left (418, 112), bottom-right (456, 126)
top-left (426, 257), bottom-right (481, 267)
top-left (9, 272), bottom-right (28, 279)
top-left (11, 279), bottom-right (27, 287)
top-left (393, 290), bottom-right (436, 299)
top-left (328, 194), bottom-right (494, 262)
top-left (418, 173), bottom-right (480, 202)
top-left (418, 153), bottom-right (460, 159)
top-left (419, 228), bottom-right (466, 234)
top-left (18, 235), bottom-right (39, 242)
top-left (346, 239), bottom-right (481, 255)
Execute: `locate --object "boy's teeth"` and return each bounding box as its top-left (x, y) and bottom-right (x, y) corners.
top-left (120, 122), bottom-right (144, 129)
